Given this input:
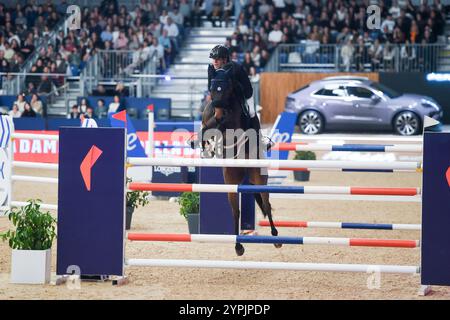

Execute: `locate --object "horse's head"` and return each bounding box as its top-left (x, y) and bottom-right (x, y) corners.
top-left (209, 67), bottom-right (234, 111)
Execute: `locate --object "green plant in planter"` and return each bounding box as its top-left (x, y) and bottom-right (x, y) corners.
top-left (176, 192), bottom-right (200, 220)
top-left (293, 150), bottom-right (317, 161)
top-left (0, 199), bottom-right (56, 250)
top-left (126, 177), bottom-right (150, 210)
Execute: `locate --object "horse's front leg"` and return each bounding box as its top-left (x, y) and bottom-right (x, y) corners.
top-left (227, 192), bottom-right (244, 256)
top-left (223, 167), bottom-right (246, 256)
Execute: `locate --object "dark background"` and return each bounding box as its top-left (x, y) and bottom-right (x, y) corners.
top-left (379, 72), bottom-right (450, 124)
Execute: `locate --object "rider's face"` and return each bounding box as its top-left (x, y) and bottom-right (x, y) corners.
top-left (212, 58), bottom-right (226, 69)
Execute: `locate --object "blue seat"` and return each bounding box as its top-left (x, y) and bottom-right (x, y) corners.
top-left (297, 45), bottom-right (305, 54)
top-left (279, 53), bottom-right (288, 64)
top-left (304, 54), bottom-right (316, 63)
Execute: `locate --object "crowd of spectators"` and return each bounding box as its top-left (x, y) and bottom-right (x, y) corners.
top-left (5, 0), bottom-right (189, 99)
top-left (70, 82), bottom-right (129, 120)
top-left (75, 0), bottom-right (188, 78)
top-left (0, 1), bottom-right (65, 90)
top-left (215, 0), bottom-right (447, 74)
top-left (9, 92), bottom-right (44, 118)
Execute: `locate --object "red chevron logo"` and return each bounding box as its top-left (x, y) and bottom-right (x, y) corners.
top-left (446, 166), bottom-right (450, 187)
top-left (80, 145), bottom-right (103, 191)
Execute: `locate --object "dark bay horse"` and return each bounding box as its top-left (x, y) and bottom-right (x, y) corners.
top-left (200, 67), bottom-right (280, 256)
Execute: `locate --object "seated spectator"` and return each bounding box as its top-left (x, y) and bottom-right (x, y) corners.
top-left (69, 104), bottom-right (80, 119)
top-left (101, 25), bottom-right (114, 43)
top-left (165, 15), bottom-right (180, 36)
top-left (96, 99), bottom-right (107, 119)
top-left (3, 42), bottom-right (15, 62)
top-left (401, 40), bottom-right (417, 70)
top-left (25, 82), bottom-right (37, 96)
top-left (114, 31), bottom-right (129, 50)
top-left (249, 66), bottom-right (260, 83)
top-left (79, 98), bottom-right (89, 114)
top-left (55, 53), bottom-right (67, 74)
top-left (149, 37), bottom-right (166, 71)
top-left (259, 49), bottom-right (270, 68)
top-left (37, 73), bottom-right (53, 95)
top-left (369, 39), bottom-right (383, 71)
top-left (341, 39), bottom-right (355, 71)
top-left (383, 41), bottom-right (397, 71)
top-left (251, 46), bottom-right (261, 67)
top-left (158, 29), bottom-right (172, 65)
top-left (13, 93), bottom-right (27, 113)
top-left (21, 102), bottom-right (36, 118)
top-left (85, 107), bottom-right (96, 119)
top-left (209, 1), bottom-right (223, 27)
top-left (108, 95), bottom-right (121, 113)
top-left (114, 83), bottom-right (129, 97)
top-left (19, 36), bottom-right (35, 61)
top-left (30, 93), bottom-right (44, 116)
top-left (268, 22), bottom-right (283, 50)
top-left (93, 84), bottom-right (107, 96)
top-left (381, 14), bottom-right (396, 34)
top-left (9, 104), bottom-right (21, 118)
top-left (242, 52), bottom-right (255, 75)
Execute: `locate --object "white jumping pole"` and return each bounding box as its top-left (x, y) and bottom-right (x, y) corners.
top-left (12, 175), bottom-right (58, 184)
top-left (10, 201), bottom-right (58, 211)
top-left (12, 133), bottom-right (59, 141)
top-left (125, 259), bottom-right (420, 274)
top-left (128, 157), bottom-right (421, 171)
top-left (147, 104), bottom-right (154, 158)
top-left (13, 161), bottom-right (58, 170)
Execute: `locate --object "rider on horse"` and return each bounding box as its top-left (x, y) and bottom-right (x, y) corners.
top-left (192, 44), bottom-right (272, 151)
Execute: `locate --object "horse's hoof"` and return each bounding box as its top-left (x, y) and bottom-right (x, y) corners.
top-left (271, 229), bottom-right (278, 237)
top-left (274, 243), bottom-right (282, 249)
top-left (235, 243), bottom-right (245, 256)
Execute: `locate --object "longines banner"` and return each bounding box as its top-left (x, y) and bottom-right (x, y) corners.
top-left (12, 131), bottom-right (197, 163)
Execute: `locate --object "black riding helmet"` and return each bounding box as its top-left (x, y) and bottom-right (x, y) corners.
top-left (209, 44), bottom-right (230, 60)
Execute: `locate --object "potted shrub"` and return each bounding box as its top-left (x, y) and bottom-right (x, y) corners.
top-left (0, 200), bottom-right (56, 284)
top-left (126, 178), bottom-right (150, 230)
top-left (293, 151), bottom-right (316, 181)
top-left (176, 192), bottom-right (200, 234)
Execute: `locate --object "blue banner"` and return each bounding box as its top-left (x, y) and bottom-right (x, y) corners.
top-left (109, 111), bottom-right (147, 158)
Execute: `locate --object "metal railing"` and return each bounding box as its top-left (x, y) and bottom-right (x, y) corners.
top-left (276, 43), bottom-right (445, 73)
top-left (82, 49), bottom-right (158, 94)
top-left (0, 72), bottom-right (80, 116)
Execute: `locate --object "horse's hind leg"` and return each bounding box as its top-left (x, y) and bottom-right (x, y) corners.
top-left (258, 192), bottom-right (281, 249)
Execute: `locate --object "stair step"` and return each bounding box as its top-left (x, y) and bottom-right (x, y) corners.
top-left (176, 57), bottom-right (211, 64)
top-left (184, 43), bottom-right (219, 50)
top-left (151, 93), bottom-right (204, 101)
top-left (153, 87), bottom-right (205, 94)
top-left (166, 71), bottom-right (206, 77)
top-left (189, 29), bottom-right (234, 37)
top-left (157, 78), bottom-right (208, 85)
top-left (171, 64), bottom-right (209, 71)
top-left (185, 37), bottom-right (228, 44)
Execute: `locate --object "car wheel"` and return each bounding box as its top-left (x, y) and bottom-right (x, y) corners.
top-left (299, 110), bottom-right (323, 135)
top-left (393, 111), bottom-right (420, 136)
